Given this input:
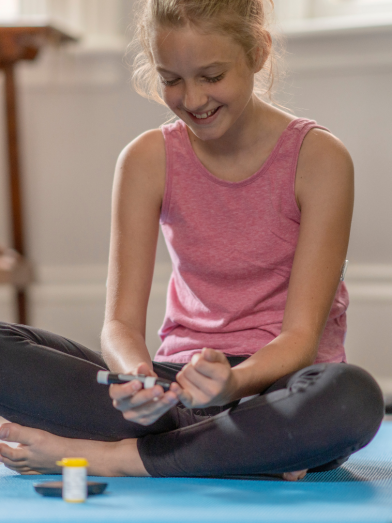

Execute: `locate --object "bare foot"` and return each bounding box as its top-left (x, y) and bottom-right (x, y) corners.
top-left (0, 423), bottom-right (149, 477)
top-left (282, 470), bottom-right (308, 481)
top-left (0, 423), bottom-right (308, 480)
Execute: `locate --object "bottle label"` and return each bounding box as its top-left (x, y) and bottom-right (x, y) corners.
top-left (62, 467), bottom-right (87, 502)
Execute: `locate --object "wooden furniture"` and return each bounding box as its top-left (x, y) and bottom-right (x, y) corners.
top-left (0, 22), bottom-right (77, 324)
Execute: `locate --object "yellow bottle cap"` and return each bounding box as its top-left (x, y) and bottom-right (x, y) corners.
top-left (56, 458), bottom-right (89, 467)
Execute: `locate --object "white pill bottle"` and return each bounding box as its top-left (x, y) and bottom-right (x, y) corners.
top-left (56, 458), bottom-right (89, 503)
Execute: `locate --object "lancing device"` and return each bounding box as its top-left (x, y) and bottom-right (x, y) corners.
top-left (97, 370), bottom-right (172, 391)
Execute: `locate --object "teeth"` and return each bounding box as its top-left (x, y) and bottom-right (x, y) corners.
top-left (192, 108), bottom-right (217, 119)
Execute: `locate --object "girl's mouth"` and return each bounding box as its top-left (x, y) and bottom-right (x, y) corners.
top-left (187, 106), bottom-right (222, 124)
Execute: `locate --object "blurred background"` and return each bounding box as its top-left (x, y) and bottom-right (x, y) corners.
top-left (0, 0), bottom-right (391, 390)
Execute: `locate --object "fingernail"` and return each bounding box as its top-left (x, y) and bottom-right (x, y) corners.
top-left (153, 397), bottom-right (159, 402)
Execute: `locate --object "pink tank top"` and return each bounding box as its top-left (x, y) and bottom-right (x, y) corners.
top-left (154, 118), bottom-right (349, 364)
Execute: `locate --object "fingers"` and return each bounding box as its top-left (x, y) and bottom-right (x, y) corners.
top-left (135, 362), bottom-right (158, 378)
top-left (173, 349), bottom-right (233, 408)
top-left (109, 379), bottom-right (143, 402)
top-left (176, 353), bottom-right (230, 397)
top-left (111, 382), bottom-right (164, 410)
top-left (201, 347), bottom-right (227, 363)
top-left (121, 390), bottom-right (179, 426)
top-left (177, 365), bottom-right (217, 398)
top-left (111, 382), bottom-right (179, 425)
top-left (189, 349), bottom-right (228, 378)
top-left (174, 372), bottom-right (212, 408)
top-left (108, 368), bottom-right (182, 426)
top-left (190, 350), bottom-right (231, 385)
top-left (170, 380), bottom-right (197, 408)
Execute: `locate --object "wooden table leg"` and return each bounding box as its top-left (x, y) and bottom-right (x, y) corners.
top-left (3, 63), bottom-right (28, 325)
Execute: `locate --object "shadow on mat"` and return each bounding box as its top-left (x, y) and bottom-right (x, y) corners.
top-left (302, 461), bottom-right (392, 483)
top-left (211, 470), bottom-right (363, 483)
top-left (209, 461), bottom-right (392, 483)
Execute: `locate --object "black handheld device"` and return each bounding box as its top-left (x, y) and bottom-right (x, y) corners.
top-left (97, 371), bottom-right (172, 391)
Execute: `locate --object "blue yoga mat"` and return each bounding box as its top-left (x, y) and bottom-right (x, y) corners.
top-left (1, 422), bottom-right (392, 523)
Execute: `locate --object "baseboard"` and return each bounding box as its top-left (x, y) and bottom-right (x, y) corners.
top-left (345, 264), bottom-right (392, 301)
top-left (1, 261), bottom-right (386, 304)
top-left (0, 262), bottom-right (391, 389)
top-left (0, 263), bottom-right (172, 356)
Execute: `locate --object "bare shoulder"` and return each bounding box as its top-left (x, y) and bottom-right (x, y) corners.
top-left (115, 128), bottom-right (166, 199)
top-left (119, 128), bottom-right (165, 165)
top-left (295, 128), bottom-right (354, 209)
top-left (298, 128), bottom-right (354, 181)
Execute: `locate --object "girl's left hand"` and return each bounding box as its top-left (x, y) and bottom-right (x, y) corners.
top-left (172, 348), bottom-right (236, 408)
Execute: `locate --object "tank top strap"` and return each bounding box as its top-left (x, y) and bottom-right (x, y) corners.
top-left (160, 120), bottom-right (184, 223)
top-left (270, 118), bottom-right (330, 224)
top-left (287, 118), bottom-right (330, 163)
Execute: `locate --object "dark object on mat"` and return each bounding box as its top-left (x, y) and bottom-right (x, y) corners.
top-left (34, 481), bottom-right (107, 497)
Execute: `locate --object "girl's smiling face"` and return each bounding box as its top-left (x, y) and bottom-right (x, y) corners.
top-left (151, 24), bottom-right (261, 142)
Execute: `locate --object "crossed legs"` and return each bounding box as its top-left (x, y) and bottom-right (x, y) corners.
top-left (0, 322), bottom-right (384, 478)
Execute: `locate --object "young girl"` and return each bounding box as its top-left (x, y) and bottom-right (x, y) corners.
top-left (0, 0), bottom-right (384, 480)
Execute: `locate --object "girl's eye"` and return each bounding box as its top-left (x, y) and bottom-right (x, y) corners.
top-left (159, 73), bottom-right (225, 87)
top-left (204, 73), bottom-right (225, 83)
top-left (160, 77), bottom-right (180, 87)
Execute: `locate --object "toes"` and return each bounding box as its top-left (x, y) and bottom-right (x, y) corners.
top-left (2, 460), bottom-right (38, 474)
top-left (0, 443), bottom-right (26, 462)
top-left (0, 423), bottom-right (11, 440)
top-left (282, 472), bottom-right (295, 481)
top-left (1, 455), bottom-right (26, 470)
top-left (282, 469), bottom-right (308, 481)
top-left (0, 423), bottom-right (25, 443)
top-left (0, 423), bottom-right (44, 447)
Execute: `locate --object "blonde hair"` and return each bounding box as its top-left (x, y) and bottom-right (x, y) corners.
top-left (128, 0), bottom-right (281, 105)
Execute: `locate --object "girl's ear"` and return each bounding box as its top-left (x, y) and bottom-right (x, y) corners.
top-left (254, 31), bottom-right (272, 73)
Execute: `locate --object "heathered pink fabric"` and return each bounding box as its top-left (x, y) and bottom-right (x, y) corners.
top-left (154, 118), bottom-right (349, 364)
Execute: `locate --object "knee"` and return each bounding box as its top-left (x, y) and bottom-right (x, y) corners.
top-left (0, 322), bottom-right (29, 349)
top-left (321, 364), bottom-right (384, 451)
top-left (343, 364), bottom-right (384, 440)
top-left (0, 321), bottom-right (13, 341)
top-left (289, 363), bottom-right (384, 452)
top-left (0, 322), bottom-right (19, 340)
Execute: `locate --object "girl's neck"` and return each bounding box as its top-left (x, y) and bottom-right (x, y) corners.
top-left (188, 95), bottom-right (270, 159)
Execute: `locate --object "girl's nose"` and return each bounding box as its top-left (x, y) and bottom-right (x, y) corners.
top-left (183, 84), bottom-right (208, 113)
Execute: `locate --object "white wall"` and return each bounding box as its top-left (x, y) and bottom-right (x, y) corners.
top-left (0, 17), bottom-right (391, 389)
top-left (279, 21), bottom-right (392, 388)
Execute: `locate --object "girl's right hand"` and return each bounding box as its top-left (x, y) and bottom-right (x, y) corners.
top-left (109, 362), bottom-right (180, 426)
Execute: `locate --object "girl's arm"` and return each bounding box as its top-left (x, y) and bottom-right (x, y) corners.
top-left (101, 129), bottom-right (166, 374)
top-left (102, 130), bottom-right (182, 425)
top-left (174, 129), bottom-right (354, 407)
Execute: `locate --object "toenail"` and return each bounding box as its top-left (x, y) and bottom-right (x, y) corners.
top-left (0, 428), bottom-right (9, 439)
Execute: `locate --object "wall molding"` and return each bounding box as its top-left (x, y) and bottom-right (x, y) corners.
top-left (281, 13), bottom-right (392, 37)
top-left (0, 262), bottom-right (391, 387)
top-left (1, 262), bottom-right (391, 308)
top-left (345, 264), bottom-right (392, 302)
top-left (2, 12), bottom-right (391, 90)
top-left (283, 22), bottom-right (392, 73)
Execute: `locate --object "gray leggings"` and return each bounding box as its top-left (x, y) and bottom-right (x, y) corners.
top-left (0, 322), bottom-right (384, 477)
